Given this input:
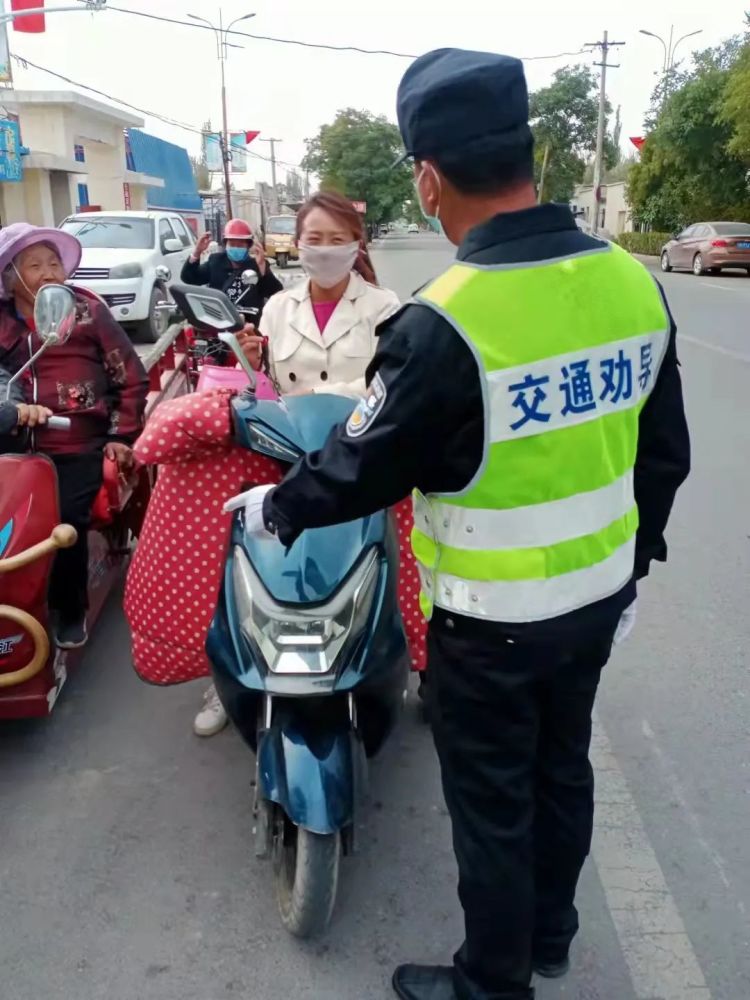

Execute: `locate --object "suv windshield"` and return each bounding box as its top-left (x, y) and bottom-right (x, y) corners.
top-left (60, 218), bottom-right (154, 249)
top-left (712, 222), bottom-right (750, 235)
top-left (267, 216), bottom-right (296, 235)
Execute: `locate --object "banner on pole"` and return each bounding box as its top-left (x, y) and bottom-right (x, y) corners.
top-left (229, 133), bottom-right (247, 173)
top-left (203, 132), bottom-right (223, 173)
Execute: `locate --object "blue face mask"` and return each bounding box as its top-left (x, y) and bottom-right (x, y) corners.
top-left (416, 165), bottom-right (445, 237)
top-left (227, 245), bottom-right (249, 263)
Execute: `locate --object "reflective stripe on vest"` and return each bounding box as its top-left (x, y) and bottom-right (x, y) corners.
top-left (412, 244), bottom-right (670, 623)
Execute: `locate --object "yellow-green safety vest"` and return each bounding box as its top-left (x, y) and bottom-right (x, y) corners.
top-left (411, 243), bottom-right (670, 623)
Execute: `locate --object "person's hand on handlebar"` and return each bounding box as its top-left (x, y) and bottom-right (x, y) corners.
top-left (237, 323), bottom-right (265, 371)
top-left (16, 403), bottom-right (53, 428)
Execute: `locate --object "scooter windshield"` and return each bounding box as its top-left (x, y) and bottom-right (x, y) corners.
top-left (233, 393), bottom-right (356, 457)
top-left (233, 393), bottom-right (388, 605)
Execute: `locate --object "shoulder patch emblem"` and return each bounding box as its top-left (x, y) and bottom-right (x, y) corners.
top-left (346, 373), bottom-right (387, 438)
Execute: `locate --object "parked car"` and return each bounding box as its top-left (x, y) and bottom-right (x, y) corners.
top-left (59, 211), bottom-right (195, 341)
top-left (407, 223), bottom-right (419, 233)
top-left (661, 222), bottom-right (750, 277)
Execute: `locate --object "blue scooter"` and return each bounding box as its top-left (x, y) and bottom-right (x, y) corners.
top-left (170, 283), bottom-right (410, 937)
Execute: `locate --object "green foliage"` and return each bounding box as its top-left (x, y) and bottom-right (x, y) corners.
top-left (302, 108), bottom-right (413, 224)
top-left (530, 66), bottom-right (605, 202)
top-left (629, 34), bottom-right (750, 231)
top-left (616, 231), bottom-right (672, 256)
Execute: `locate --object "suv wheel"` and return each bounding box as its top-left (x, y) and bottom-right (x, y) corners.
top-left (660, 251), bottom-right (672, 272)
top-left (135, 286), bottom-right (170, 343)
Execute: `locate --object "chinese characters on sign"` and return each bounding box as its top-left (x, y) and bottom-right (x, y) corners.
top-left (508, 341), bottom-right (656, 433)
top-left (0, 119), bottom-right (23, 182)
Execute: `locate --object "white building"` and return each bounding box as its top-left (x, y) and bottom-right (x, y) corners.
top-left (570, 181), bottom-right (633, 237)
top-left (0, 90), bottom-right (163, 227)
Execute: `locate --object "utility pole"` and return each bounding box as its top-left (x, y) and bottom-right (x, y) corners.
top-left (188, 9), bottom-right (256, 223)
top-left (219, 22), bottom-right (234, 221)
top-left (261, 138), bottom-right (282, 214)
top-left (585, 31), bottom-right (625, 235)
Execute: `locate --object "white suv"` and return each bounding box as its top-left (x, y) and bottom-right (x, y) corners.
top-left (59, 211), bottom-right (195, 342)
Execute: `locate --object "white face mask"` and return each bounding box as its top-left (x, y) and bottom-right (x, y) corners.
top-left (298, 242), bottom-right (359, 289)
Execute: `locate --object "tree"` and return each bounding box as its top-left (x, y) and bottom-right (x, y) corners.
top-left (530, 66), bottom-right (610, 203)
top-left (189, 154), bottom-right (210, 191)
top-left (629, 34), bottom-right (750, 231)
top-left (302, 108), bottom-right (413, 224)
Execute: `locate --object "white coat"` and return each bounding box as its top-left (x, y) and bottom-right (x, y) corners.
top-left (259, 271), bottom-right (400, 398)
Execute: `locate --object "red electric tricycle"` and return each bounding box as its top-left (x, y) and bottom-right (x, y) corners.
top-left (0, 284), bottom-right (150, 720)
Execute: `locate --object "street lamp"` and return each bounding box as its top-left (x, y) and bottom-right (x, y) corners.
top-left (640, 26), bottom-right (702, 111)
top-left (188, 10), bottom-right (255, 219)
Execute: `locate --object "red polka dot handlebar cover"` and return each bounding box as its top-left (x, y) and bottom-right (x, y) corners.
top-left (124, 389), bottom-right (427, 685)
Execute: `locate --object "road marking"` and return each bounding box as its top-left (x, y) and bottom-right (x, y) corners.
top-left (591, 715), bottom-right (712, 999)
top-left (704, 281), bottom-right (740, 292)
top-left (641, 719), bottom-right (744, 915)
top-left (679, 334), bottom-right (750, 364)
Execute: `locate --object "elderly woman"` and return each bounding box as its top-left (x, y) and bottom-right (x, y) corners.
top-left (0, 223), bottom-right (148, 649)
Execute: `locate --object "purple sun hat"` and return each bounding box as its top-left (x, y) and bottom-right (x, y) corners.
top-left (0, 223), bottom-right (82, 297)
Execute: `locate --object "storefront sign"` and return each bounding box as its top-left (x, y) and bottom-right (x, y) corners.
top-left (0, 119), bottom-right (23, 182)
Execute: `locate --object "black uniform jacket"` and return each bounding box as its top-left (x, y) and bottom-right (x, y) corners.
top-left (264, 204), bottom-right (691, 642)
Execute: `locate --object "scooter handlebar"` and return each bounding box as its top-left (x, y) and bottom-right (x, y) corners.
top-left (46, 416), bottom-right (71, 431)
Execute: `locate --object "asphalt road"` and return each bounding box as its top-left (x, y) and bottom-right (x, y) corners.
top-left (1, 232), bottom-right (749, 1000)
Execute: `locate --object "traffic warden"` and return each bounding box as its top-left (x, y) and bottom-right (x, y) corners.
top-left (253, 49), bottom-right (691, 1000)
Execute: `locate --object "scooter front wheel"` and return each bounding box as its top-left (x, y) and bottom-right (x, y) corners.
top-left (274, 822), bottom-right (341, 938)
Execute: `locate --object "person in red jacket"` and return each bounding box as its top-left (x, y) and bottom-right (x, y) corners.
top-left (0, 223), bottom-right (148, 649)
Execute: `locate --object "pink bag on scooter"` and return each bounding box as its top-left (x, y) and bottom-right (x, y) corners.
top-left (197, 363), bottom-right (277, 398)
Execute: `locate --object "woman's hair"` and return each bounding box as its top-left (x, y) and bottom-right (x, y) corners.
top-left (295, 191), bottom-right (378, 285)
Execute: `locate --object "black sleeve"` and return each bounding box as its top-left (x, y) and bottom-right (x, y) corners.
top-left (0, 401), bottom-right (18, 436)
top-left (257, 264), bottom-right (283, 299)
top-left (180, 256), bottom-right (211, 285)
top-left (633, 292), bottom-right (690, 579)
top-left (265, 305), bottom-right (484, 547)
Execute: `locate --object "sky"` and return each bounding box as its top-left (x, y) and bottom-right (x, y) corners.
top-left (3, 0), bottom-right (749, 191)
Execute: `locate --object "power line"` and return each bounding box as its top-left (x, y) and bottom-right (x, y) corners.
top-left (73, 3), bottom-right (590, 63)
top-left (9, 52), bottom-right (306, 172)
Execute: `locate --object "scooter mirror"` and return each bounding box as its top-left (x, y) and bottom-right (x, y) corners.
top-left (33, 284), bottom-right (77, 345)
top-left (241, 269), bottom-right (259, 287)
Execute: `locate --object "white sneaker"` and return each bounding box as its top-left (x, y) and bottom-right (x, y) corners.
top-left (193, 683), bottom-right (229, 737)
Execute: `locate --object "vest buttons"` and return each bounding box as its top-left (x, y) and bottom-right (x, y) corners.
top-left (321, 371), bottom-right (328, 381)
top-left (470, 594), bottom-right (479, 603)
top-left (466, 525), bottom-right (474, 534)
top-left (289, 372), bottom-right (297, 382)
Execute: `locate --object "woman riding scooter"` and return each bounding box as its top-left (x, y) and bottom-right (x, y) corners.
top-left (181, 219), bottom-right (283, 312)
top-left (192, 191), bottom-right (402, 737)
top-left (0, 224), bottom-right (148, 649)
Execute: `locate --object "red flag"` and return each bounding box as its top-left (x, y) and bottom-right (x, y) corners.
top-left (630, 136), bottom-right (645, 152)
top-left (244, 130), bottom-right (261, 145)
top-left (10, 0), bottom-right (46, 33)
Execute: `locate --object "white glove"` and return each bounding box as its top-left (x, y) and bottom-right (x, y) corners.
top-left (223, 484), bottom-right (278, 539)
top-left (614, 600), bottom-right (637, 645)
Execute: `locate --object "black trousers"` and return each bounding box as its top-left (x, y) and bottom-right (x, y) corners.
top-left (48, 453), bottom-right (103, 621)
top-left (428, 613), bottom-right (615, 1000)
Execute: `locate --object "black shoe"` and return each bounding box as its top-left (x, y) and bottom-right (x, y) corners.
top-left (54, 615), bottom-right (88, 650)
top-left (392, 964), bottom-right (457, 1000)
top-left (533, 955), bottom-right (570, 979)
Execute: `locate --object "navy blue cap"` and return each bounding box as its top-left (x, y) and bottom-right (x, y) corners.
top-left (395, 48), bottom-right (533, 166)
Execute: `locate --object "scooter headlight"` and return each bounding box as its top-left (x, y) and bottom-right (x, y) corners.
top-left (232, 546), bottom-right (379, 674)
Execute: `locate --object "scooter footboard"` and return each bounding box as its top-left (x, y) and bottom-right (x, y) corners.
top-left (258, 717), bottom-right (366, 837)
